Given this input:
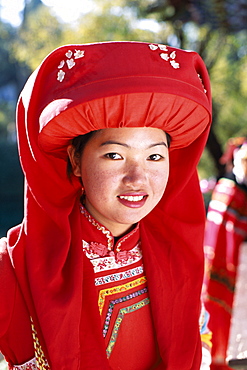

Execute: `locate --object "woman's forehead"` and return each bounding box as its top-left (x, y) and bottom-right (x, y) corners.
top-left (87, 127), bottom-right (168, 147)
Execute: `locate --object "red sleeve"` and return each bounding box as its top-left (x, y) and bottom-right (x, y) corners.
top-left (0, 238), bottom-right (35, 366)
top-left (0, 237), bottom-right (16, 338)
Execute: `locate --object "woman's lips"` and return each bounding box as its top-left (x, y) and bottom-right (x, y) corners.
top-left (117, 193), bottom-right (148, 208)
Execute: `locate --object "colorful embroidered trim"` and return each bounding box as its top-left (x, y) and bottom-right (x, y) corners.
top-left (30, 318), bottom-right (50, 370)
top-left (106, 298), bottom-right (150, 358)
top-left (83, 240), bottom-right (142, 273)
top-left (13, 358), bottom-right (38, 370)
top-left (94, 265), bottom-right (144, 286)
top-left (103, 287), bottom-right (148, 337)
top-left (98, 276), bottom-right (147, 315)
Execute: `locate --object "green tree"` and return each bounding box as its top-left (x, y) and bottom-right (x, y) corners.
top-left (114, 0), bottom-right (247, 178)
top-left (12, 5), bottom-right (65, 71)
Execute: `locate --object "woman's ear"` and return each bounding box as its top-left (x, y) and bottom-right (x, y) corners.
top-left (67, 145), bottom-right (81, 177)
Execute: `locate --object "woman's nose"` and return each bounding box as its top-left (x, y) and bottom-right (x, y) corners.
top-left (122, 162), bottom-right (147, 187)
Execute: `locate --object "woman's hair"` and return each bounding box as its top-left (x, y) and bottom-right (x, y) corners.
top-left (67, 130), bottom-right (171, 178)
top-left (67, 130), bottom-right (98, 177)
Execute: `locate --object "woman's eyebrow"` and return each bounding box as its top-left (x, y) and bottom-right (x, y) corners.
top-left (100, 141), bottom-right (168, 148)
top-left (149, 142), bottom-right (168, 148)
top-left (100, 140), bottom-right (129, 148)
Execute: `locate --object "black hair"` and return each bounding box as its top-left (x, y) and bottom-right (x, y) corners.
top-left (166, 132), bottom-right (171, 148)
top-left (67, 130), bottom-right (98, 177)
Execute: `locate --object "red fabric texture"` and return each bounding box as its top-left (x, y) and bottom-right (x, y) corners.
top-left (203, 178), bottom-right (247, 369)
top-left (0, 42), bottom-right (212, 369)
top-left (79, 210), bottom-right (159, 368)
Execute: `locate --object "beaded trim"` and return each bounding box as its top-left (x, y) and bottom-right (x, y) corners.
top-left (94, 265), bottom-right (144, 286)
top-left (106, 298), bottom-right (150, 358)
top-left (98, 276), bottom-right (147, 315)
top-left (30, 318), bottom-right (50, 370)
top-left (103, 287), bottom-right (148, 337)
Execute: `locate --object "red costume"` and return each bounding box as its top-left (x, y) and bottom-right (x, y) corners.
top-left (0, 42), bottom-right (212, 369)
top-left (203, 142), bottom-right (247, 369)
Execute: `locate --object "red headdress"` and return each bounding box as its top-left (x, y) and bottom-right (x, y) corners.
top-left (3, 42), bottom-right (211, 369)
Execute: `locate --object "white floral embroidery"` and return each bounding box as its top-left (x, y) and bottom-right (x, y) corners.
top-left (170, 51), bottom-right (176, 59)
top-left (82, 240), bottom-right (142, 273)
top-left (198, 73), bottom-right (207, 93)
top-left (57, 49), bottom-right (85, 82)
top-left (58, 60), bottom-right (65, 68)
top-left (74, 49), bottom-right (85, 59)
top-left (57, 70), bottom-right (65, 82)
top-left (65, 50), bottom-right (73, 58)
top-left (158, 44), bottom-right (168, 51)
top-left (66, 58), bottom-right (76, 69)
top-left (149, 43), bottom-right (180, 69)
top-left (170, 60), bottom-right (180, 69)
top-left (160, 53), bottom-right (169, 61)
top-left (13, 357), bottom-right (38, 370)
top-left (149, 44), bottom-right (158, 50)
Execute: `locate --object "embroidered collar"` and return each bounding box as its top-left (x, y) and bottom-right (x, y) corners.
top-left (80, 204), bottom-right (140, 254)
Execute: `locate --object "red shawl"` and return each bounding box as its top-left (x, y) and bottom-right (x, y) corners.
top-left (1, 41), bottom-right (212, 369)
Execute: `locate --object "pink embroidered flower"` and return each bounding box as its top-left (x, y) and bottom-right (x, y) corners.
top-left (90, 242), bottom-right (108, 256)
top-left (116, 250), bottom-right (129, 262)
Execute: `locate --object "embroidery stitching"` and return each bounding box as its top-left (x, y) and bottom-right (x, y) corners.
top-left (103, 287), bottom-right (148, 337)
top-left (57, 49), bottom-right (85, 82)
top-left (83, 240), bottom-right (142, 273)
top-left (106, 298), bottom-right (150, 358)
top-left (81, 206), bottom-right (114, 250)
top-left (98, 276), bottom-right (147, 315)
top-left (13, 358), bottom-right (38, 370)
top-left (94, 265), bottom-right (144, 286)
top-left (149, 43), bottom-right (180, 69)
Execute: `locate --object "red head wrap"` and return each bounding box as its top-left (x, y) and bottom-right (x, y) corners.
top-left (4, 42), bottom-right (211, 369)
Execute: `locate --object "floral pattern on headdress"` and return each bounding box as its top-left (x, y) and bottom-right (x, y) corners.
top-left (149, 44), bottom-right (180, 69)
top-left (57, 49), bottom-right (85, 82)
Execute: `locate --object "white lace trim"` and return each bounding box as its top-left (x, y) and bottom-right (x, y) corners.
top-left (13, 357), bottom-right (38, 370)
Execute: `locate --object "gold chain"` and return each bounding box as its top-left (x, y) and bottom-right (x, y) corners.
top-left (30, 317), bottom-right (50, 370)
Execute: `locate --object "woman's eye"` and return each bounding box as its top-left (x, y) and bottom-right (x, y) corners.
top-left (148, 154), bottom-right (164, 161)
top-left (105, 152), bottom-right (122, 160)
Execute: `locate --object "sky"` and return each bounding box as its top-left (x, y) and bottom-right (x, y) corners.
top-left (0, 0), bottom-right (95, 26)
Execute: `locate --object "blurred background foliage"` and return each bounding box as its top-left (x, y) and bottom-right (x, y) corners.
top-left (1, 0), bottom-right (247, 236)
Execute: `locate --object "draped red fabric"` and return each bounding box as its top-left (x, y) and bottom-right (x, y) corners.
top-left (1, 42), bottom-right (212, 369)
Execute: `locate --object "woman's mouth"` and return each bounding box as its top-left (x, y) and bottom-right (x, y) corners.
top-left (117, 194), bottom-right (148, 208)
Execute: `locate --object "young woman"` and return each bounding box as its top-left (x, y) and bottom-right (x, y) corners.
top-left (0, 41), bottom-right (212, 369)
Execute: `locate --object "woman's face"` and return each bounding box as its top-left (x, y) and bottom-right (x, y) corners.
top-left (68, 127), bottom-right (169, 236)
